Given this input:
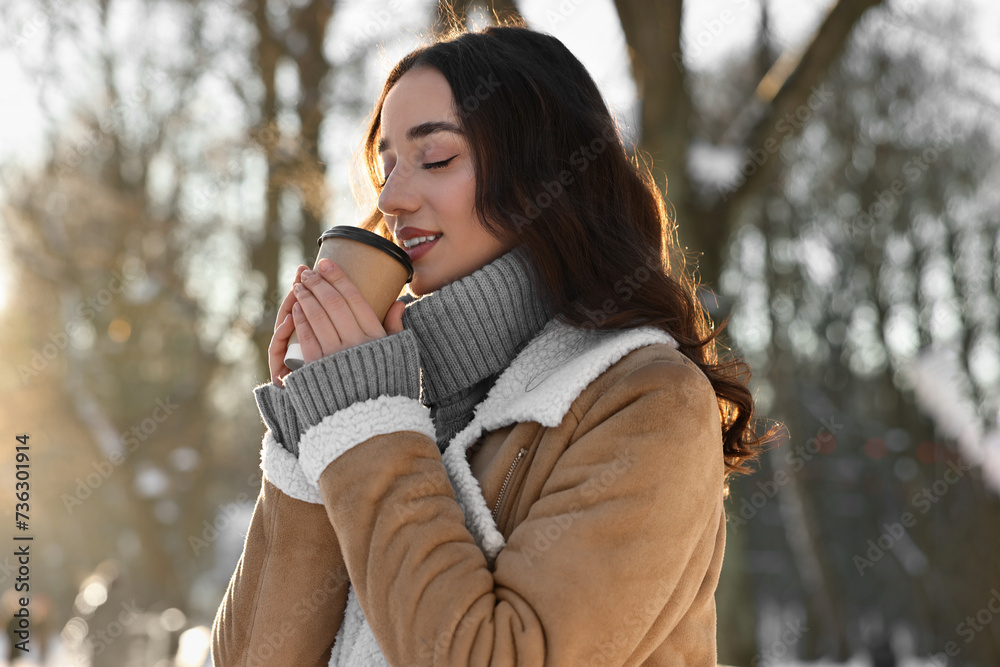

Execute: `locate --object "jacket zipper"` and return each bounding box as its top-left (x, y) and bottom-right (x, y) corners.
top-left (491, 448), bottom-right (528, 524)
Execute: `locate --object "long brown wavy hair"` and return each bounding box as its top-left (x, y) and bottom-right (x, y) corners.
top-left (352, 20), bottom-right (780, 491)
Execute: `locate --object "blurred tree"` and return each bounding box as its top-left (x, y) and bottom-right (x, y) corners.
top-left (612, 1), bottom-right (887, 661)
top-left (245, 0), bottom-right (336, 365)
top-left (720, 3), bottom-right (1000, 663)
top-left (0, 0), bottom-right (272, 657)
top-left (614, 0), bottom-right (885, 290)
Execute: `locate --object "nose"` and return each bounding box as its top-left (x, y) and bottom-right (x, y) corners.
top-left (377, 163), bottom-right (420, 222)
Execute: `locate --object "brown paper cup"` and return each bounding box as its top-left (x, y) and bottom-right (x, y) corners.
top-left (284, 226), bottom-right (413, 371)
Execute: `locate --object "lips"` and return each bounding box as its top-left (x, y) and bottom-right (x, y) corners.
top-left (403, 234), bottom-right (442, 261)
top-left (400, 233), bottom-right (443, 249)
top-left (394, 226), bottom-right (442, 243)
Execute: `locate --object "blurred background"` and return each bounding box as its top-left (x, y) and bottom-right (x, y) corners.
top-left (0, 0), bottom-right (998, 665)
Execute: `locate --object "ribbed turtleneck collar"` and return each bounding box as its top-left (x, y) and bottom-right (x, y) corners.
top-left (399, 245), bottom-right (553, 410)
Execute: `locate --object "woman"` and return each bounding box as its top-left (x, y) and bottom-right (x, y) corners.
top-left (213, 21), bottom-right (776, 667)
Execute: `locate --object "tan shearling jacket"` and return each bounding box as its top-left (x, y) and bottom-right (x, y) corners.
top-left (213, 319), bottom-right (727, 666)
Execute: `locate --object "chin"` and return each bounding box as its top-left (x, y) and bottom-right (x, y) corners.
top-left (408, 277), bottom-right (437, 297)
top-left (410, 264), bottom-right (468, 296)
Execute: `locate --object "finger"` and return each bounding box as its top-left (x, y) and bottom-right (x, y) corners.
top-left (273, 361), bottom-right (291, 387)
top-left (275, 265), bottom-right (308, 331)
top-left (292, 301), bottom-right (324, 363)
top-left (316, 258), bottom-right (384, 342)
top-left (383, 299), bottom-right (406, 336)
top-left (267, 312), bottom-right (295, 356)
top-left (300, 267), bottom-right (363, 347)
top-left (269, 313), bottom-right (293, 351)
top-left (271, 312), bottom-right (294, 347)
top-left (294, 280), bottom-right (342, 357)
top-left (268, 314), bottom-right (294, 381)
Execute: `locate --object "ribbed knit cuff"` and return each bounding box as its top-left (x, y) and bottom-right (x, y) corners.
top-left (253, 382), bottom-right (303, 457)
top-left (282, 329), bottom-right (422, 431)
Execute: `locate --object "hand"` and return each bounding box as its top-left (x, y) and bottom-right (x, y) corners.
top-left (291, 257), bottom-right (406, 367)
top-left (268, 264), bottom-right (308, 388)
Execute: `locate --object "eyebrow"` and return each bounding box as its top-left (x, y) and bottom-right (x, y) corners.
top-left (377, 121), bottom-right (463, 154)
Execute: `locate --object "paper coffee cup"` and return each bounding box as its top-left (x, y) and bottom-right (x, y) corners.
top-left (284, 226), bottom-right (413, 371)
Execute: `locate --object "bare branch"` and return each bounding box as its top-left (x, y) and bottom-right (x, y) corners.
top-left (712, 0), bottom-right (886, 214)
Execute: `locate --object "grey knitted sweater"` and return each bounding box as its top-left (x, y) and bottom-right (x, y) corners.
top-left (253, 245), bottom-right (553, 456)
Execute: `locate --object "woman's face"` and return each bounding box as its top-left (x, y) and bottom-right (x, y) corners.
top-left (377, 66), bottom-right (511, 296)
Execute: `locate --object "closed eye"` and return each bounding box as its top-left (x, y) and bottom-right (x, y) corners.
top-left (424, 155), bottom-right (458, 170)
top-left (378, 155), bottom-right (459, 188)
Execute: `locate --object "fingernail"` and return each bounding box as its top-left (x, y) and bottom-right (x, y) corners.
top-left (301, 269), bottom-right (314, 280)
top-left (318, 259), bottom-right (333, 274)
top-left (294, 284), bottom-right (304, 293)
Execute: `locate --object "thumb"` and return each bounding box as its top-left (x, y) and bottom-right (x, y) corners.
top-left (383, 299), bottom-right (406, 336)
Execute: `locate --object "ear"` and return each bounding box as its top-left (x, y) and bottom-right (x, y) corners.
top-left (382, 299), bottom-right (407, 336)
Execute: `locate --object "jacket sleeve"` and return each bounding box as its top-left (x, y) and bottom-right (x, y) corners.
top-left (213, 326), bottom-right (421, 667)
top-left (299, 356), bottom-right (726, 666)
top-left (211, 430), bottom-right (350, 667)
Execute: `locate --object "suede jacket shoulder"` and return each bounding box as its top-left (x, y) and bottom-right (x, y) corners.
top-left (213, 318), bottom-right (727, 667)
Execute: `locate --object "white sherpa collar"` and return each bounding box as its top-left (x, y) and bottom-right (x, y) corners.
top-left (441, 318), bottom-right (678, 565)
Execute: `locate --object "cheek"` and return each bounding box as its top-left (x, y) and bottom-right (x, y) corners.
top-left (437, 172), bottom-right (477, 217)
